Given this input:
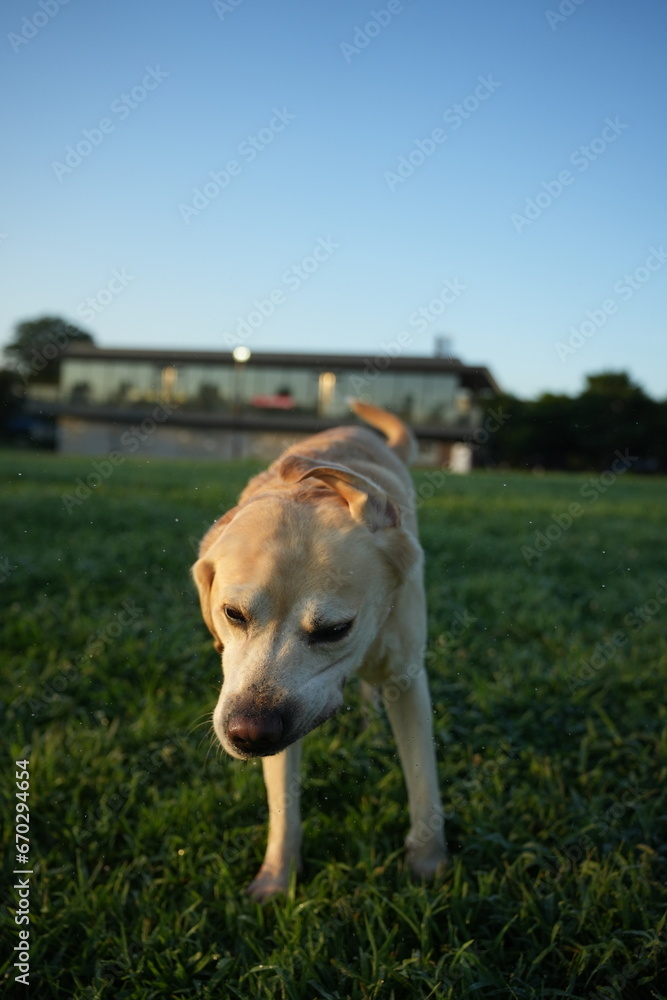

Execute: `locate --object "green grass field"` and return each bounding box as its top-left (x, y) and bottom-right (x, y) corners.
top-left (1, 450), bottom-right (666, 999)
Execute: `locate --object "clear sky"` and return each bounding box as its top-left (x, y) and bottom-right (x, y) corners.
top-left (2, 0), bottom-right (666, 400)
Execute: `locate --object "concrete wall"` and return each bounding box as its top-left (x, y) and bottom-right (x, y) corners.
top-left (57, 416), bottom-right (466, 469)
top-left (59, 417), bottom-right (316, 463)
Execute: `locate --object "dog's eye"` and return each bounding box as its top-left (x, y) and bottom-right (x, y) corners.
top-left (224, 606), bottom-right (247, 626)
top-left (308, 620), bottom-right (354, 644)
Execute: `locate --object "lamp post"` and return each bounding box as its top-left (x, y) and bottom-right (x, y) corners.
top-left (232, 346), bottom-right (251, 412)
top-left (231, 346), bottom-right (251, 457)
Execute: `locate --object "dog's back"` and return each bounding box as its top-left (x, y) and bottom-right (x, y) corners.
top-left (238, 400), bottom-right (418, 527)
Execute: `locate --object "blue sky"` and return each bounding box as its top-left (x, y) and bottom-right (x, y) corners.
top-left (2, 0), bottom-right (666, 399)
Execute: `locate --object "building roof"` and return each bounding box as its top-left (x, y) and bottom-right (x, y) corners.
top-left (62, 345), bottom-right (500, 393)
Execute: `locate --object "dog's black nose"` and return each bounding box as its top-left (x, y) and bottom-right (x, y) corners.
top-left (227, 711), bottom-right (283, 754)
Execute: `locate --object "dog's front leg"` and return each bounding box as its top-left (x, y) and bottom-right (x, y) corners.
top-left (245, 739), bottom-right (303, 902)
top-left (383, 669), bottom-right (448, 879)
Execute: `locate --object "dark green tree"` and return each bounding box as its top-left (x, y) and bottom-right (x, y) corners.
top-left (483, 372), bottom-right (665, 472)
top-left (583, 371), bottom-right (645, 398)
top-left (0, 369), bottom-right (25, 438)
top-left (578, 370), bottom-right (655, 467)
top-left (4, 316), bottom-right (94, 383)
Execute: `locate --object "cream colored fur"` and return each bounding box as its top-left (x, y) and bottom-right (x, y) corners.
top-left (192, 400), bottom-right (447, 900)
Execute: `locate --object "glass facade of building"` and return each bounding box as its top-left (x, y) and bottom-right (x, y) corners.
top-left (59, 355), bottom-right (481, 427)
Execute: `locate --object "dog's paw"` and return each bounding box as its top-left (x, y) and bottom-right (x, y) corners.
top-left (406, 833), bottom-right (448, 881)
top-left (245, 862), bottom-right (300, 903)
top-left (408, 850), bottom-right (448, 881)
top-left (245, 872), bottom-right (287, 903)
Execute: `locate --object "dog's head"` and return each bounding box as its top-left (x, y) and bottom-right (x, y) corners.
top-left (192, 456), bottom-right (421, 759)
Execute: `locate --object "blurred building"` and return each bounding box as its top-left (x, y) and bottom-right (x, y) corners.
top-left (27, 345), bottom-right (499, 464)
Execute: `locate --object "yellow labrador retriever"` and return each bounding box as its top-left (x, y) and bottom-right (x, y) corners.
top-left (192, 400), bottom-right (447, 900)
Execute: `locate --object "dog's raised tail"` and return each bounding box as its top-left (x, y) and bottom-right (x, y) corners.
top-left (348, 399), bottom-right (417, 466)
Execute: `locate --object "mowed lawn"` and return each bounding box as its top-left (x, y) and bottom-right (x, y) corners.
top-left (1, 450), bottom-right (666, 1000)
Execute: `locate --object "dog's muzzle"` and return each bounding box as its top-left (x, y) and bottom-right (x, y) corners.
top-left (226, 710), bottom-right (284, 756)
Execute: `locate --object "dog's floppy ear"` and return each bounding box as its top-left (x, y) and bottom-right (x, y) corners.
top-left (280, 455), bottom-right (398, 531)
top-left (279, 455), bottom-right (421, 579)
top-left (197, 506), bottom-right (240, 558)
top-left (278, 455), bottom-right (422, 582)
top-left (191, 506), bottom-right (240, 654)
top-left (192, 558), bottom-right (223, 654)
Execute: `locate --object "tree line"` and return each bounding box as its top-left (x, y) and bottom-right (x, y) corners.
top-left (478, 372), bottom-right (667, 472)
